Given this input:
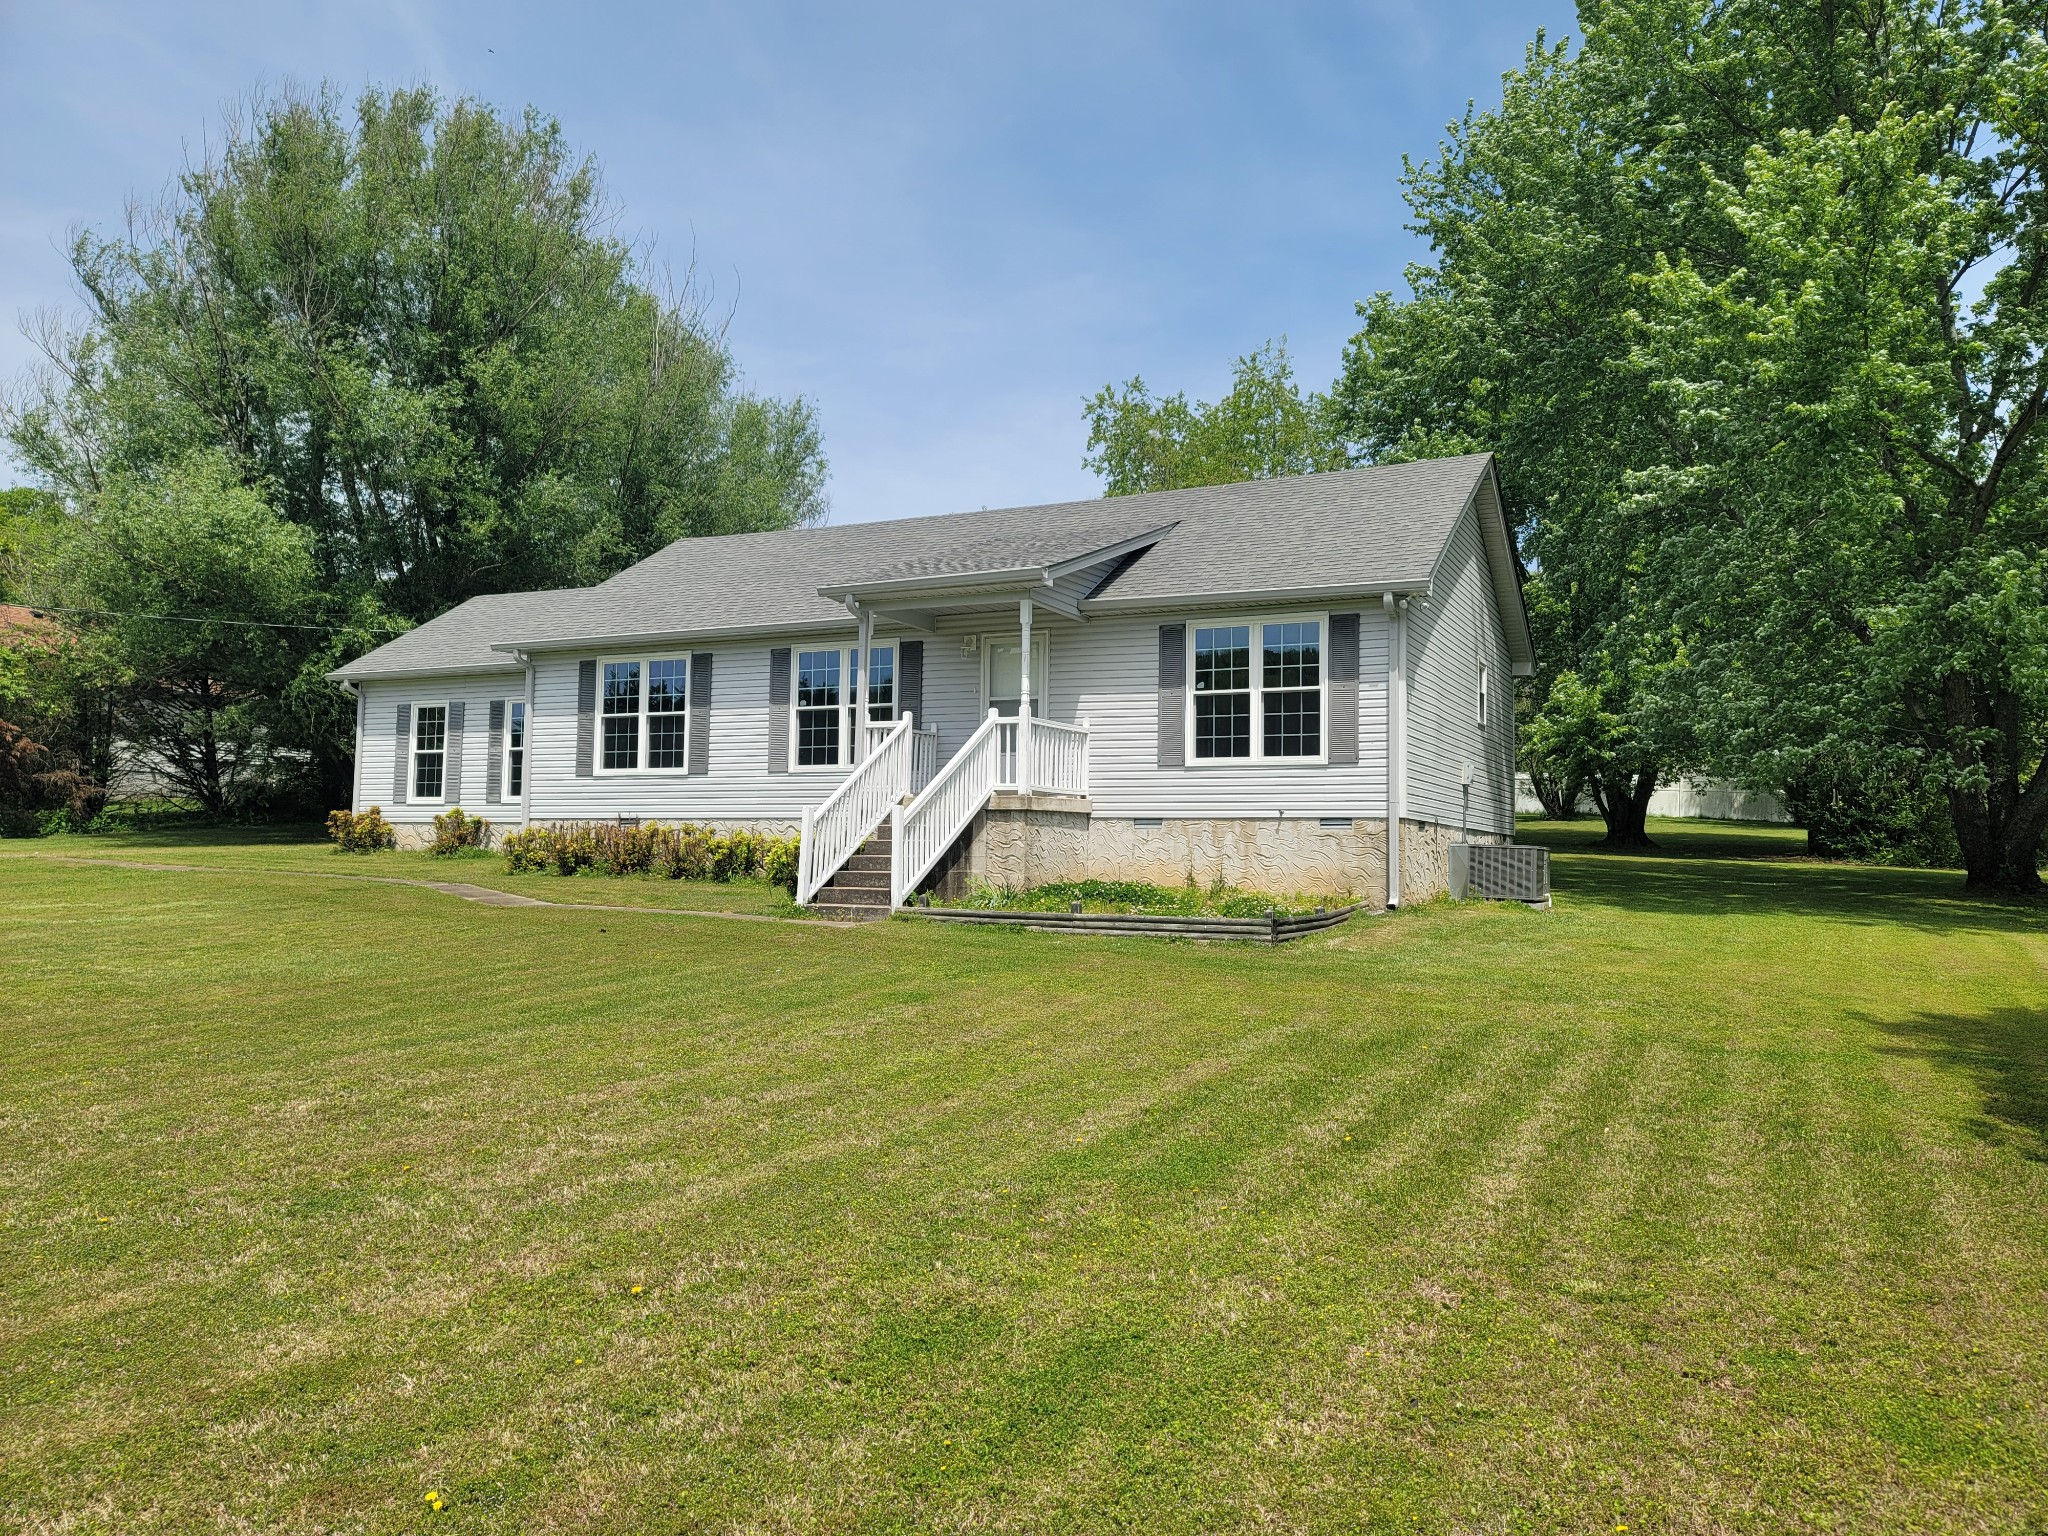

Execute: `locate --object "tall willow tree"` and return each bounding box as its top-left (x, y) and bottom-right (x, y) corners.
top-left (1337, 1), bottom-right (2048, 888)
top-left (6, 85), bottom-right (826, 806)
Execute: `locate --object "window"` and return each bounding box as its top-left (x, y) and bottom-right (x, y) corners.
top-left (1192, 625), bottom-right (1252, 760)
top-left (1477, 666), bottom-right (1489, 728)
top-left (1188, 616), bottom-right (1324, 763)
top-left (648, 659), bottom-right (688, 768)
top-left (505, 701), bottom-right (525, 799)
top-left (795, 649), bottom-right (841, 766)
top-left (865, 647), bottom-right (895, 722)
top-left (792, 645), bottom-right (896, 767)
top-left (602, 662), bottom-right (640, 770)
top-left (596, 655), bottom-right (689, 773)
top-left (412, 704), bottom-right (447, 800)
top-left (1262, 620), bottom-right (1321, 758)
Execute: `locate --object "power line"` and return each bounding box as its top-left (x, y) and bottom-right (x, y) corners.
top-left (22, 604), bottom-right (408, 636)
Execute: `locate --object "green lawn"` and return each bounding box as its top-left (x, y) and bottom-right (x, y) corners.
top-left (9, 822), bottom-right (804, 916)
top-left (2, 821), bottom-right (2045, 1532)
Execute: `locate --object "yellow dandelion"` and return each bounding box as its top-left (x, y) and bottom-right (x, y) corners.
top-left (630, 1284), bottom-right (644, 1295)
top-left (424, 1489), bottom-right (445, 1511)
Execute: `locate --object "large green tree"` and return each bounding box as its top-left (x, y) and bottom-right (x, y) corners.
top-left (1336, 1), bottom-right (2048, 887)
top-left (6, 85), bottom-right (827, 807)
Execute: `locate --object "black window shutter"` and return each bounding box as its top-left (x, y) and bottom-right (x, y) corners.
top-left (1157, 624), bottom-right (1186, 769)
top-left (688, 653), bottom-right (713, 775)
top-left (575, 660), bottom-right (597, 778)
top-left (445, 701), bottom-right (466, 804)
top-left (486, 699), bottom-right (505, 802)
top-left (392, 703), bottom-right (411, 804)
top-left (898, 640), bottom-right (924, 726)
top-left (1328, 612), bottom-right (1360, 767)
top-left (766, 647), bottom-right (791, 773)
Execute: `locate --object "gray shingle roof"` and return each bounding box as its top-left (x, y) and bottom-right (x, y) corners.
top-left (331, 455), bottom-right (1507, 680)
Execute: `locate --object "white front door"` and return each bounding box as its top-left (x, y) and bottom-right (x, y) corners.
top-left (983, 635), bottom-right (1050, 717)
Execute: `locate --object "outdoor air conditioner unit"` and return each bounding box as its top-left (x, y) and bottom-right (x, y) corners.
top-left (1449, 843), bottom-right (1551, 907)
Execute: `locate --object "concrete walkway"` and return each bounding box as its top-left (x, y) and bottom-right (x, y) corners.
top-left (0, 853), bottom-right (861, 928)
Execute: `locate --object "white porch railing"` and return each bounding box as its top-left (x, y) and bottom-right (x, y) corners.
top-left (867, 719), bottom-right (939, 793)
top-left (797, 713), bottom-right (915, 905)
top-left (892, 710), bottom-right (1005, 907)
top-left (1026, 717), bottom-right (1089, 795)
top-left (890, 709), bottom-right (1093, 907)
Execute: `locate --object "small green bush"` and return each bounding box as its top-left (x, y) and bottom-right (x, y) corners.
top-left (429, 807), bottom-right (492, 855)
top-left (763, 836), bottom-right (799, 894)
top-left (327, 806), bottom-right (397, 853)
top-left (500, 821), bottom-right (799, 886)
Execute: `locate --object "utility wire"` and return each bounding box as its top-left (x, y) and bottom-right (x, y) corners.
top-left (21, 604), bottom-right (409, 636)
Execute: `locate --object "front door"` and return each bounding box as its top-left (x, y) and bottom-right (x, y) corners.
top-left (984, 635), bottom-right (1050, 717)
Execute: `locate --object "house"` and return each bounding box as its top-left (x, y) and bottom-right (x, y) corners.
top-left (328, 453), bottom-right (1534, 915)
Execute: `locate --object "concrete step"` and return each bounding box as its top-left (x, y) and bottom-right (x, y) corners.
top-left (825, 870), bottom-right (890, 892)
top-left (813, 900), bottom-right (891, 922)
top-left (842, 853), bottom-right (892, 873)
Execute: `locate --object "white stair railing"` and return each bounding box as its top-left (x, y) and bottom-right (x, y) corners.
top-left (797, 712), bottom-right (914, 905)
top-left (892, 709), bottom-right (1004, 907)
top-left (868, 719), bottom-right (939, 793)
top-left (1028, 717), bottom-right (1090, 795)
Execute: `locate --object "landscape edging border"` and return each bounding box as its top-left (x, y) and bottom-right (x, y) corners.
top-left (902, 902), bottom-right (1363, 942)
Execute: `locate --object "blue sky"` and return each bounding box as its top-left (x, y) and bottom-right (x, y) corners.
top-left (0, 1), bottom-right (1569, 523)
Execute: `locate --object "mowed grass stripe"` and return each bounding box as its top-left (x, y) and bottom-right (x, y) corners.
top-left (3, 831), bottom-right (2047, 1533)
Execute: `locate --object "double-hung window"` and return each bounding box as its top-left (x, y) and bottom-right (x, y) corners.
top-left (1188, 616), bottom-right (1324, 763)
top-left (412, 704), bottom-right (448, 800)
top-left (505, 701), bottom-right (526, 798)
top-left (792, 645), bottom-right (896, 768)
top-left (597, 656), bottom-right (689, 773)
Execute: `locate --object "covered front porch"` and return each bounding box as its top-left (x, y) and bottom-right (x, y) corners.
top-left (797, 544), bottom-right (1146, 911)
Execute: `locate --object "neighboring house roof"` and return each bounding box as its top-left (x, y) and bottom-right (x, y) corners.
top-left (330, 454), bottom-right (1533, 680)
top-left (0, 603), bottom-right (62, 643)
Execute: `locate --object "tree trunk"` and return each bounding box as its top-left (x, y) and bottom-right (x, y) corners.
top-left (1942, 681), bottom-right (2046, 896)
top-left (1594, 769), bottom-right (1659, 848)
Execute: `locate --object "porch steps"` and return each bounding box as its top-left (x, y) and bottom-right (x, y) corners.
top-left (810, 819), bottom-right (896, 922)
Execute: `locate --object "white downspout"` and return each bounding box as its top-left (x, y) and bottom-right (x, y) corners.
top-left (340, 680), bottom-right (361, 812)
top-left (520, 655), bottom-right (535, 829)
top-left (1385, 593), bottom-right (1406, 908)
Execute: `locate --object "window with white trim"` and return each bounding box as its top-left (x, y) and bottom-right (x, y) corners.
top-left (792, 645), bottom-right (896, 768)
top-left (1477, 665), bottom-right (1489, 728)
top-left (505, 701), bottom-right (526, 798)
top-left (1189, 616), bottom-right (1324, 762)
top-left (597, 655), bottom-right (689, 773)
top-left (412, 703), bottom-right (448, 800)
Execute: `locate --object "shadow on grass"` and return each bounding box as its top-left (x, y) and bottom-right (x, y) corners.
top-left (1879, 1007), bottom-right (2048, 1162)
top-left (1546, 844), bottom-right (2045, 937)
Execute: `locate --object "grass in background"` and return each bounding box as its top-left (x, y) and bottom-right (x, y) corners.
top-left (9, 823), bottom-right (802, 916)
top-left (1, 824), bottom-right (2044, 1532)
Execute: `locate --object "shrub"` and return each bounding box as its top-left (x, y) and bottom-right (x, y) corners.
top-left (429, 807), bottom-right (492, 855)
top-left (763, 836), bottom-right (799, 894)
top-left (500, 820), bottom-right (801, 887)
top-left (327, 806), bottom-right (397, 852)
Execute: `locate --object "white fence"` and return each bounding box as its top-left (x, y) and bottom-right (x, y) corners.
top-left (893, 711), bottom-right (1005, 907)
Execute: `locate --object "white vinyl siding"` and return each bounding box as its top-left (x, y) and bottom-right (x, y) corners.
top-left (1403, 506), bottom-right (1517, 835)
top-left (351, 671), bottom-right (522, 821)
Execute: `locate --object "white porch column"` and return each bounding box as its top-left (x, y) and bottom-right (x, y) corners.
top-left (852, 603), bottom-right (874, 764)
top-left (1017, 594), bottom-right (1034, 792)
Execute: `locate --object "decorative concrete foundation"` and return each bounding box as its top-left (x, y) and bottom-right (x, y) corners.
top-left (919, 800), bottom-right (1514, 907)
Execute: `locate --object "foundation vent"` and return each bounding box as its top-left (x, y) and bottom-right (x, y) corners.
top-left (1449, 843), bottom-right (1550, 906)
